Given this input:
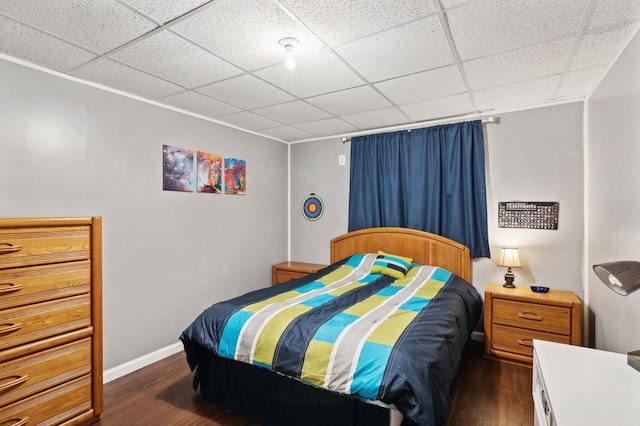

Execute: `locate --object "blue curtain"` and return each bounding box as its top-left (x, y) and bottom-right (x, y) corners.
top-left (348, 120), bottom-right (489, 258)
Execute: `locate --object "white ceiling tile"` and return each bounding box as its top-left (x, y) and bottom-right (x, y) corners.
top-left (259, 125), bottom-right (312, 142)
top-left (255, 48), bottom-right (364, 98)
top-left (374, 65), bottom-right (466, 105)
top-left (473, 76), bottom-right (562, 110)
top-left (441, 0), bottom-right (472, 8)
top-left (399, 93), bottom-right (475, 122)
top-left (0, 15), bottom-right (96, 72)
top-left (71, 58), bottom-right (183, 99)
top-left (121, 0), bottom-right (210, 24)
top-left (110, 31), bottom-right (241, 88)
top-left (335, 16), bottom-right (453, 82)
top-left (341, 107), bottom-right (410, 130)
top-left (171, 0), bottom-right (324, 71)
top-left (280, 0), bottom-right (436, 45)
top-left (587, 0), bottom-right (640, 29)
top-left (556, 67), bottom-right (606, 98)
top-left (254, 100), bottom-right (331, 124)
top-left (218, 111), bottom-right (282, 131)
top-left (293, 118), bottom-right (357, 136)
top-left (448, 0), bottom-right (588, 61)
top-left (569, 23), bottom-right (638, 71)
top-left (0, 0), bottom-right (157, 54)
top-left (159, 90), bottom-right (241, 117)
top-left (306, 85), bottom-right (392, 116)
top-left (463, 38), bottom-right (574, 91)
top-left (197, 74), bottom-right (295, 109)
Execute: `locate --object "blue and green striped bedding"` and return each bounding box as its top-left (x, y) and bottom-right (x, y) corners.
top-left (181, 254), bottom-right (482, 426)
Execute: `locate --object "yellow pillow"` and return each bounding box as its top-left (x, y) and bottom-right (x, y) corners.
top-left (370, 251), bottom-right (413, 279)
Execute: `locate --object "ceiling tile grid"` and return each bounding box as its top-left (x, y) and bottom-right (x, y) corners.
top-left (334, 16), bottom-right (453, 82)
top-left (0, 15), bottom-right (97, 72)
top-left (109, 31), bottom-right (242, 89)
top-left (0, 0), bottom-right (638, 142)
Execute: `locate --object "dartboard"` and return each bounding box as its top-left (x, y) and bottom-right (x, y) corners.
top-left (302, 193), bottom-right (324, 221)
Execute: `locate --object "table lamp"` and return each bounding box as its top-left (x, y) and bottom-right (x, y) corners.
top-left (498, 248), bottom-right (521, 288)
top-left (593, 260), bottom-right (640, 373)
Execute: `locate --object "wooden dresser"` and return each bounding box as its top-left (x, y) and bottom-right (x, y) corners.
top-left (484, 283), bottom-right (582, 366)
top-left (0, 217), bottom-right (102, 424)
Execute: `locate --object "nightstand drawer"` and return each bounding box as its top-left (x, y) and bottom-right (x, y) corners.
top-left (492, 299), bottom-right (571, 335)
top-left (275, 269), bottom-right (308, 283)
top-left (272, 262), bottom-right (327, 285)
top-left (492, 324), bottom-right (570, 357)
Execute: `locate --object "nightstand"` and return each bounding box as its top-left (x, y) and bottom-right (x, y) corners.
top-left (484, 283), bottom-right (582, 366)
top-left (272, 261), bottom-right (327, 285)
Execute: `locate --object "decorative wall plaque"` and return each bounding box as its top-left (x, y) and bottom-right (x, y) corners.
top-left (498, 201), bottom-right (559, 230)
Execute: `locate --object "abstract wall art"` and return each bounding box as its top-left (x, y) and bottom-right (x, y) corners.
top-left (163, 145), bottom-right (194, 192)
top-left (224, 157), bottom-right (246, 195)
top-left (197, 151), bottom-right (222, 194)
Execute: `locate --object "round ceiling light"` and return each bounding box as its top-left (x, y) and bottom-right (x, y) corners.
top-left (278, 37), bottom-right (300, 70)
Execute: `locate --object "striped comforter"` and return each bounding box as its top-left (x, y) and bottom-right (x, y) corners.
top-left (181, 254), bottom-right (482, 425)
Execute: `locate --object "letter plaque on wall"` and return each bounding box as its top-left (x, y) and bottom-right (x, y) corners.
top-left (498, 201), bottom-right (559, 230)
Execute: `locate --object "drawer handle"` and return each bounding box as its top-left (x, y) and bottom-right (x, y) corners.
top-left (3, 418), bottom-right (29, 426)
top-left (518, 312), bottom-right (543, 321)
top-left (0, 283), bottom-right (23, 295)
top-left (517, 339), bottom-right (534, 347)
top-left (0, 374), bottom-right (29, 391)
top-left (0, 243), bottom-right (22, 255)
top-left (0, 323), bottom-right (23, 334)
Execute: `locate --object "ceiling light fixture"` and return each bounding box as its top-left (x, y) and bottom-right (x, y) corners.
top-left (278, 37), bottom-right (299, 70)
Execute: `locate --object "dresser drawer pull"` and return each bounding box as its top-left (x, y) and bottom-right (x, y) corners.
top-left (3, 418), bottom-right (28, 426)
top-left (517, 312), bottom-right (543, 321)
top-left (0, 323), bottom-right (23, 334)
top-left (0, 374), bottom-right (30, 391)
top-left (0, 243), bottom-right (22, 255)
top-left (517, 339), bottom-right (534, 347)
top-left (0, 283), bottom-right (23, 295)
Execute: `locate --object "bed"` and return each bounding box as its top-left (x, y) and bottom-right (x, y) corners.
top-left (180, 227), bottom-right (482, 426)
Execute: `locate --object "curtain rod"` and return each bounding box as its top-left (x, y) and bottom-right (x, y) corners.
top-left (341, 115), bottom-right (500, 143)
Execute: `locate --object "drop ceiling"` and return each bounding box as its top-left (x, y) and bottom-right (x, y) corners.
top-left (1, 0), bottom-right (638, 143)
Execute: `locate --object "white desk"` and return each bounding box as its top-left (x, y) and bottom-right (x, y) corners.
top-left (532, 340), bottom-right (640, 426)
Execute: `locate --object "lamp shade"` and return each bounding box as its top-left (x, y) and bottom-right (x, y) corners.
top-left (498, 248), bottom-right (522, 268)
top-left (593, 261), bottom-right (640, 296)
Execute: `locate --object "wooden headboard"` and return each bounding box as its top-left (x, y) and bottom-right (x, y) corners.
top-left (330, 227), bottom-right (472, 282)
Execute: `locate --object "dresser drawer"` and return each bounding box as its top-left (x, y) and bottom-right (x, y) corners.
top-left (0, 226), bottom-right (90, 270)
top-left (0, 295), bottom-right (91, 352)
top-left (0, 261), bottom-right (91, 310)
top-left (0, 337), bottom-right (91, 407)
top-left (0, 375), bottom-right (92, 425)
top-left (492, 324), bottom-right (570, 358)
top-left (492, 299), bottom-right (571, 335)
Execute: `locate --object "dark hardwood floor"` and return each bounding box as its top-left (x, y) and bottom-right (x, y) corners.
top-left (95, 341), bottom-right (533, 426)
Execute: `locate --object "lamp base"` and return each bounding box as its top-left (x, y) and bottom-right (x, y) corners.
top-left (503, 271), bottom-right (516, 288)
top-left (628, 349), bottom-right (640, 373)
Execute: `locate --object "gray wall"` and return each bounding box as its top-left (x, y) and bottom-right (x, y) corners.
top-left (587, 29), bottom-right (640, 353)
top-left (0, 58), bottom-right (289, 369)
top-left (290, 103), bottom-right (585, 306)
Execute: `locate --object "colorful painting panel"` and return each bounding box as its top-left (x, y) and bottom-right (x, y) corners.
top-left (197, 151), bottom-right (222, 194)
top-left (224, 158), bottom-right (246, 195)
top-left (163, 145), bottom-right (194, 192)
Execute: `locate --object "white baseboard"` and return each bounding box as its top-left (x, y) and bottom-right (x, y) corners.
top-left (103, 341), bottom-right (183, 384)
top-left (471, 331), bottom-right (485, 342)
